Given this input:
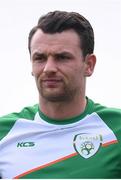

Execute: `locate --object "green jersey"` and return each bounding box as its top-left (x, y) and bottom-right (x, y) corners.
top-left (0, 98), bottom-right (121, 179)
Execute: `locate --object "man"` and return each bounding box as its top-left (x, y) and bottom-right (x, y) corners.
top-left (0, 10), bottom-right (121, 179)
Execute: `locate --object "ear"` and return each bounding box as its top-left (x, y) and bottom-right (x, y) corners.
top-left (84, 54), bottom-right (96, 77)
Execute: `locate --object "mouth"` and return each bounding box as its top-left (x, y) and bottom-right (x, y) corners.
top-left (41, 79), bottom-right (63, 88)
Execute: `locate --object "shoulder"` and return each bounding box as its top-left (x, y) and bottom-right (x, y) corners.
top-left (90, 99), bottom-right (121, 140)
top-left (88, 98), bottom-right (121, 119)
top-left (0, 104), bottom-right (38, 141)
top-left (93, 101), bottom-right (121, 121)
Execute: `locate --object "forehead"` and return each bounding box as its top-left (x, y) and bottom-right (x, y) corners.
top-left (30, 29), bottom-right (81, 54)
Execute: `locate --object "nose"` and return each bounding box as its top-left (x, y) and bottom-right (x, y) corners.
top-left (43, 56), bottom-right (57, 74)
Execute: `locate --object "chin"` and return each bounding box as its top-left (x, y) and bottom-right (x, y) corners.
top-left (41, 91), bottom-right (69, 102)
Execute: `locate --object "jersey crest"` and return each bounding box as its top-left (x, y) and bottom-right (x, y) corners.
top-left (73, 133), bottom-right (102, 158)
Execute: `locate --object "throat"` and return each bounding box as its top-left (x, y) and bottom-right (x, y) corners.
top-left (39, 97), bottom-right (87, 120)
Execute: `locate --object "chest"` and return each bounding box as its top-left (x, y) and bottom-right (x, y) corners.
top-left (0, 114), bottom-right (120, 178)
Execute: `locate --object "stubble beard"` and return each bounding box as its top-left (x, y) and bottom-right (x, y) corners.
top-left (37, 79), bottom-right (77, 103)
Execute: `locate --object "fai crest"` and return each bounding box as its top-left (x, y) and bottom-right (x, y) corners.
top-left (73, 134), bottom-right (102, 159)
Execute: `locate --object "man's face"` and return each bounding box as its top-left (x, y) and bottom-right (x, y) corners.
top-left (30, 29), bottom-right (88, 102)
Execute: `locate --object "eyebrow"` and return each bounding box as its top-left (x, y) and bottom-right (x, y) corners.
top-left (32, 51), bottom-right (73, 58)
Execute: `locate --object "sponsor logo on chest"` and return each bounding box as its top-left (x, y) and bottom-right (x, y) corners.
top-left (17, 142), bottom-right (35, 147)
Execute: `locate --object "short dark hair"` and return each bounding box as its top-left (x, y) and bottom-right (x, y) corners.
top-left (28, 10), bottom-right (94, 56)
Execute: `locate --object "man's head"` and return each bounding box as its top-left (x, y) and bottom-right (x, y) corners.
top-left (29, 11), bottom-right (96, 104)
top-left (28, 10), bottom-right (94, 57)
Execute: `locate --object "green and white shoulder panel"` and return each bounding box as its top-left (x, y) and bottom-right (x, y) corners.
top-left (94, 103), bottom-right (121, 142)
top-left (0, 104), bottom-right (38, 141)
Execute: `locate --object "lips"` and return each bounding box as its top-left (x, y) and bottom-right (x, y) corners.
top-left (41, 78), bottom-right (62, 87)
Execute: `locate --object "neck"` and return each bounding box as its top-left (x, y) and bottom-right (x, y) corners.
top-left (39, 96), bottom-right (87, 120)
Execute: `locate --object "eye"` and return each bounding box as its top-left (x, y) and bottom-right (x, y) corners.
top-left (56, 54), bottom-right (72, 61)
top-left (33, 54), bottom-right (47, 63)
